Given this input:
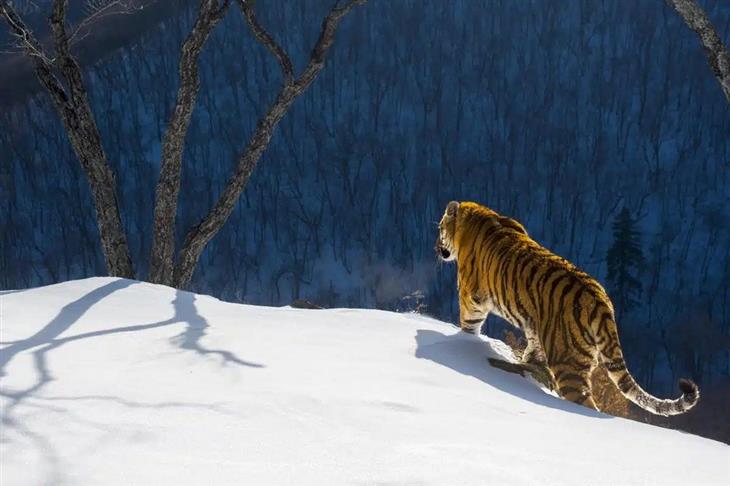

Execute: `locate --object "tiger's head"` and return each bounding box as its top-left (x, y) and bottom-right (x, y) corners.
top-left (435, 201), bottom-right (528, 263)
top-left (435, 201), bottom-right (460, 262)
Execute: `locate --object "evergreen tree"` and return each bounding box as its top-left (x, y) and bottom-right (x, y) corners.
top-left (607, 208), bottom-right (645, 319)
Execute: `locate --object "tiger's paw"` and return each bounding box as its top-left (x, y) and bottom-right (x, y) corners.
top-left (526, 364), bottom-right (556, 392)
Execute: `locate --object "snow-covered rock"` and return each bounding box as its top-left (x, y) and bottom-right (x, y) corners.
top-left (1, 278), bottom-right (727, 485)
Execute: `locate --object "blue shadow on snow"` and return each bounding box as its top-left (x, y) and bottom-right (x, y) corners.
top-left (415, 329), bottom-right (611, 419)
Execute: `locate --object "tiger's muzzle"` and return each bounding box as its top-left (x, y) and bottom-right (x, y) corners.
top-left (435, 238), bottom-right (452, 261)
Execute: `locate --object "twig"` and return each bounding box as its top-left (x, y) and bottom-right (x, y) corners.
top-left (70, 1), bottom-right (141, 45)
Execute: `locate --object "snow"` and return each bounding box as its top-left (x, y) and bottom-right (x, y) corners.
top-left (1, 278), bottom-right (727, 485)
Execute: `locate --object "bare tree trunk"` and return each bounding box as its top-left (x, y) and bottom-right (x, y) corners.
top-left (668, 0), bottom-right (730, 102)
top-left (172, 0), bottom-right (367, 288)
top-left (149, 0), bottom-right (230, 286)
top-left (1, 0), bottom-right (134, 278)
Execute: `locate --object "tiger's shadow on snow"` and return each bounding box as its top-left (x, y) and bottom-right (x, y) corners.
top-left (414, 329), bottom-right (611, 419)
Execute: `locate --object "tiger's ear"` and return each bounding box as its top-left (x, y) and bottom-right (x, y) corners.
top-left (499, 216), bottom-right (528, 235)
top-left (446, 201), bottom-right (460, 217)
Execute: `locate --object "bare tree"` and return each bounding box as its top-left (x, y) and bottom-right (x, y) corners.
top-left (668, 0), bottom-right (730, 102)
top-left (2, 0), bottom-right (366, 288)
top-left (1, 0), bottom-right (134, 277)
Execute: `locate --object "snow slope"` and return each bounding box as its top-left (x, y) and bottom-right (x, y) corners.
top-left (1, 278), bottom-right (727, 485)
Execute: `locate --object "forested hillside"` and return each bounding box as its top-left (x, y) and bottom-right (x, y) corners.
top-left (1, 0), bottom-right (728, 407)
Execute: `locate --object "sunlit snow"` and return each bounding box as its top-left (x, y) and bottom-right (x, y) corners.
top-left (1, 278), bottom-right (727, 485)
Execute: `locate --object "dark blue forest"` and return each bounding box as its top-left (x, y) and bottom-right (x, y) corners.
top-left (1, 0), bottom-right (729, 428)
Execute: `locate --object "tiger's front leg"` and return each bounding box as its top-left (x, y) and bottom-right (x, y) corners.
top-left (458, 287), bottom-right (489, 335)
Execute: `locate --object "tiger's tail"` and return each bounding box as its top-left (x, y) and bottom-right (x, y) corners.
top-left (599, 320), bottom-right (699, 416)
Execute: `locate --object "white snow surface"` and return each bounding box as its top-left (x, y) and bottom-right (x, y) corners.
top-left (1, 278), bottom-right (727, 485)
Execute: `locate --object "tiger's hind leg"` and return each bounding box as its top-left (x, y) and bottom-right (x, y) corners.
top-left (551, 361), bottom-right (598, 411)
top-left (522, 322), bottom-right (547, 367)
top-left (505, 322), bottom-right (555, 389)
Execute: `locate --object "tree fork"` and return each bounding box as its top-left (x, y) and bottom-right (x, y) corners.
top-left (172, 0), bottom-right (367, 288)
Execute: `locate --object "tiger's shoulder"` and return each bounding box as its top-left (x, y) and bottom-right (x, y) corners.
top-left (459, 203), bottom-right (609, 302)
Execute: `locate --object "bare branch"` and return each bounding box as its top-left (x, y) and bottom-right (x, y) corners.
top-left (237, 0), bottom-right (294, 86)
top-left (4, 1), bottom-right (43, 16)
top-left (1, 1), bottom-right (56, 66)
top-left (85, 0), bottom-right (124, 15)
top-left (1, 1), bottom-right (191, 105)
top-left (49, 0), bottom-right (78, 87)
top-left (668, 0), bottom-right (730, 102)
top-left (148, 0), bottom-right (231, 285)
top-left (173, 0), bottom-right (367, 287)
top-left (295, 0), bottom-right (365, 90)
top-left (1, 2), bottom-right (68, 107)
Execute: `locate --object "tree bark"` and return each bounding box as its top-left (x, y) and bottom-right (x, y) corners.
top-left (1, 0), bottom-right (134, 278)
top-left (668, 0), bottom-right (730, 102)
top-left (149, 0), bottom-right (230, 286)
top-left (172, 0), bottom-right (367, 288)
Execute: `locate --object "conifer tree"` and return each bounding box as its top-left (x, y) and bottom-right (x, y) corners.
top-left (607, 208), bottom-right (645, 319)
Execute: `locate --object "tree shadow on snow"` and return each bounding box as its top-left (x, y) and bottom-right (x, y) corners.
top-left (1, 279), bottom-right (263, 382)
top-left (415, 329), bottom-right (611, 419)
top-left (0, 279), bottom-right (263, 484)
top-left (1, 279), bottom-right (136, 484)
top-left (169, 290), bottom-right (264, 367)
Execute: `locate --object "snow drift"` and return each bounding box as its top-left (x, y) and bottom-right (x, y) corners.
top-left (1, 278), bottom-right (727, 485)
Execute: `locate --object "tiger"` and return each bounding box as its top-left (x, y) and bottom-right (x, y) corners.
top-left (434, 200), bottom-right (699, 416)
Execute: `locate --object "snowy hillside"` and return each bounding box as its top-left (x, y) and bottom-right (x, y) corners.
top-left (1, 278), bottom-right (727, 485)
